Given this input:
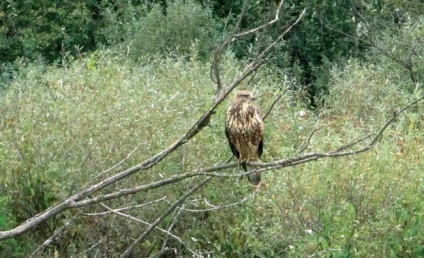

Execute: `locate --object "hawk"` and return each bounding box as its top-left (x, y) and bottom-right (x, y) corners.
top-left (225, 90), bottom-right (264, 185)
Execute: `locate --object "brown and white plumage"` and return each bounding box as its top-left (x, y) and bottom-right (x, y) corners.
top-left (225, 90), bottom-right (264, 185)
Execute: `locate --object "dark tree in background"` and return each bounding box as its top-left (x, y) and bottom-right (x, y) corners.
top-left (1, 0), bottom-right (423, 97)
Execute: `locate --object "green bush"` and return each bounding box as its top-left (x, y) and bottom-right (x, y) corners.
top-left (0, 0), bottom-right (99, 63)
top-left (1, 9), bottom-right (423, 258)
top-left (102, 0), bottom-right (218, 60)
top-left (0, 49), bottom-right (252, 256)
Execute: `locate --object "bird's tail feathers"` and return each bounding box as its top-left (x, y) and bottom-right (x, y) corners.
top-left (246, 161), bottom-right (261, 186)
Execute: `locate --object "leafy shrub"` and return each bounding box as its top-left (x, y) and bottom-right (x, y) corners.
top-left (1, 13), bottom-right (423, 258)
top-left (322, 16), bottom-right (424, 131)
top-left (104, 0), bottom-right (220, 60)
top-left (0, 1), bottom-right (99, 64)
top-left (0, 49), bottom-right (256, 256)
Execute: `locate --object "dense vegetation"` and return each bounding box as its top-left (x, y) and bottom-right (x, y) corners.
top-left (0, 0), bottom-right (423, 257)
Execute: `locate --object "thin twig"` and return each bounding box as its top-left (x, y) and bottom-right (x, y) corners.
top-left (83, 197), bottom-right (167, 216)
top-left (98, 203), bottom-right (201, 257)
top-left (296, 126), bottom-right (323, 155)
top-left (82, 140), bottom-right (146, 188)
top-left (160, 204), bottom-right (183, 255)
top-left (120, 177), bottom-right (212, 258)
top-left (29, 212), bottom-right (81, 257)
top-left (330, 133), bottom-right (374, 154)
top-left (74, 240), bottom-right (102, 257)
top-left (262, 89), bottom-right (288, 121)
top-left (232, 0), bottom-right (285, 39)
top-left (211, 0), bottom-right (249, 100)
top-left (169, 187), bottom-right (259, 213)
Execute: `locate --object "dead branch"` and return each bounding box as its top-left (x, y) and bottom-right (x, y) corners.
top-left (262, 88), bottom-right (288, 121)
top-left (167, 187), bottom-right (259, 213)
top-left (232, 0), bottom-right (286, 39)
top-left (82, 140), bottom-right (146, 188)
top-left (296, 126), bottom-right (323, 155)
top-left (159, 205), bottom-right (182, 256)
top-left (97, 203), bottom-right (201, 257)
top-left (28, 212), bottom-right (81, 258)
top-left (212, 0), bottom-right (288, 101)
top-left (120, 177), bottom-right (212, 258)
top-left (211, 0), bottom-right (249, 100)
top-left (83, 197), bottom-right (167, 216)
top-left (248, 95), bottom-right (424, 171)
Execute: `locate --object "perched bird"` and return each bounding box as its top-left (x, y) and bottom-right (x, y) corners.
top-left (225, 90), bottom-right (264, 185)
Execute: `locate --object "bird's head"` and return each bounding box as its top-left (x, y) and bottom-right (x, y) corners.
top-left (233, 90), bottom-right (255, 104)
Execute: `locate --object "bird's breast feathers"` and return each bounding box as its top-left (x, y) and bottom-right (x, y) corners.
top-left (226, 103), bottom-right (263, 133)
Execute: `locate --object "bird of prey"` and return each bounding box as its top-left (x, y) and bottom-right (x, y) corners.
top-left (225, 90), bottom-right (264, 185)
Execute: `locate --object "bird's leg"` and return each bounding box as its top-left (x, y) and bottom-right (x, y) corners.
top-left (236, 159), bottom-right (246, 181)
top-left (240, 161), bottom-right (247, 172)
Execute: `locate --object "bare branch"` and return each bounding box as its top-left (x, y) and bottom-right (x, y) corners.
top-left (83, 197), bottom-right (167, 216)
top-left (233, 0), bottom-right (249, 35)
top-left (159, 204), bottom-right (184, 256)
top-left (68, 168), bottom-right (231, 208)
top-left (257, 8), bottom-right (306, 61)
top-left (172, 187), bottom-right (259, 213)
top-left (29, 213), bottom-right (81, 258)
top-left (211, 0), bottom-right (249, 100)
top-left (82, 140), bottom-right (146, 188)
top-left (212, 0), bottom-right (293, 101)
top-left (249, 96), bottom-right (424, 172)
top-left (232, 0), bottom-right (285, 39)
top-left (330, 134), bottom-right (374, 154)
top-left (295, 126), bottom-right (323, 155)
top-left (370, 95), bottom-right (424, 146)
top-left (97, 203), bottom-right (201, 257)
top-left (76, 240), bottom-right (102, 257)
top-left (120, 177), bottom-right (212, 258)
top-left (262, 89), bottom-right (288, 121)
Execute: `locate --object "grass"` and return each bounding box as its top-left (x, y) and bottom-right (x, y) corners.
top-left (0, 48), bottom-right (423, 257)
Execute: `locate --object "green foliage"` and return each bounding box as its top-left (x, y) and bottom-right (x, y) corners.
top-left (1, 3), bottom-right (424, 258)
top-left (120, 0), bottom-right (219, 60)
top-left (1, 43), bottom-right (423, 256)
top-left (371, 15), bottom-right (424, 87)
top-left (322, 15), bottom-right (424, 127)
top-left (0, 0), bottom-right (220, 68)
top-left (203, 0), bottom-right (363, 106)
top-left (203, 0), bottom-right (424, 106)
top-left (0, 49), bottom-right (245, 255)
top-left (0, 0), bottom-right (98, 63)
